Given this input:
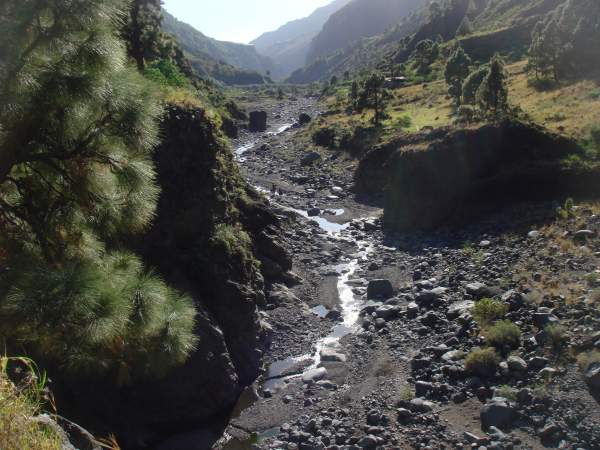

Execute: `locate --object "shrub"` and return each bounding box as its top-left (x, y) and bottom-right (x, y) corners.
top-left (495, 385), bottom-right (517, 401)
top-left (556, 198), bottom-right (575, 220)
top-left (465, 347), bottom-right (500, 377)
top-left (144, 59), bottom-right (189, 88)
top-left (486, 320), bottom-right (522, 350)
top-left (544, 323), bottom-right (569, 350)
top-left (395, 115), bottom-right (413, 129)
top-left (472, 298), bottom-right (509, 328)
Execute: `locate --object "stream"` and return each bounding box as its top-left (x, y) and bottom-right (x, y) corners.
top-left (220, 112), bottom-right (377, 448)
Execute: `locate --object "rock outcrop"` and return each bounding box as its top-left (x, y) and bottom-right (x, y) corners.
top-left (52, 105), bottom-right (290, 448)
top-left (357, 119), bottom-right (600, 230)
top-left (249, 111), bottom-right (268, 132)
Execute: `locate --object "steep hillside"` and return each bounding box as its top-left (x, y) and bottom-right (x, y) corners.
top-left (307, 0), bottom-right (427, 63)
top-left (162, 11), bottom-right (273, 84)
top-left (287, 5), bottom-right (430, 84)
top-left (251, 0), bottom-right (351, 78)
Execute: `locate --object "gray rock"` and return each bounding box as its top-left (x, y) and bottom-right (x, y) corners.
top-left (307, 207), bottom-right (321, 217)
top-left (357, 435), bottom-right (378, 449)
top-left (320, 348), bottom-right (347, 363)
top-left (367, 279), bottom-right (394, 299)
top-left (533, 309), bottom-right (560, 328)
top-left (301, 152), bottom-right (321, 166)
top-left (302, 367), bottom-right (328, 384)
top-left (480, 398), bottom-right (516, 430)
top-left (375, 304), bottom-right (400, 320)
top-left (268, 284), bottom-right (299, 305)
top-left (507, 356), bottom-right (527, 373)
top-left (584, 363), bottom-right (600, 390)
top-left (466, 282), bottom-right (500, 299)
top-left (409, 398), bottom-right (434, 413)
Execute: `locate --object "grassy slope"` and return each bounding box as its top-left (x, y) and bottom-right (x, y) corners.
top-left (311, 59), bottom-right (599, 151)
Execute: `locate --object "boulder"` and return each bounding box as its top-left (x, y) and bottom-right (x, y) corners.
top-left (248, 111), bottom-right (267, 132)
top-left (480, 398), bottom-right (516, 430)
top-left (301, 151), bottom-right (321, 166)
top-left (367, 279), bottom-right (394, 299)
top-left (299, 113), bottom-right (312, 125)
top-left (507, 355), bottom-right (527, 373)
top-left (320, 348), bottom-right (347, 363)
top-left (302, 367), bottom-right (328, 384)
top-left (585, 363), bottom-right (600, 390)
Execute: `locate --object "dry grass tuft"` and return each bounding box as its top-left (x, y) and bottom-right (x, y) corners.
top-left (0, 358), bottom-right (62, 450)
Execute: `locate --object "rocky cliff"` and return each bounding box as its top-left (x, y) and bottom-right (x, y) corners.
top-left (52, 105), bottom-right (291, 448)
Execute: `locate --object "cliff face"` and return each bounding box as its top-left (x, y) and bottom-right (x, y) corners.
top-left (54, 105), bottom-right (290, 448)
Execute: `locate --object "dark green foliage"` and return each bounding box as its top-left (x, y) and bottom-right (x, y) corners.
top-left (462, 65), bottom-right (489, 105)
top-left (0, 0), bottom-right (197, 378)
top-left (349, 80), bottom-right (360, 109)
top-left (412, 39), bottom-right (440, 74)
top-left (445, 45), bottom-right (472, 105)
top-left (477, 54), bottom-right (509, 116)
top-left (0, 251), bottom-right (197, 382)
top-left (144, 59), bottom-right (190, 88)
top-left (358, 73), bottom-right (392, 125)
top-left (529, 0), bottom-right (600, 81)
top-left (529, 17), bottom-right (563, 81)
top-left (122, 0), bottom-right (164, 70)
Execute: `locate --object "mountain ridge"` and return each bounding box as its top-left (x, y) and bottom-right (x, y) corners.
top-left (250, 0), bottom-right (352, 78)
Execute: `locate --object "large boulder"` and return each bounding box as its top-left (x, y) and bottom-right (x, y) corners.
top-left (248, 111), bottom-right (267, 132)
top-left (367, 279), bottom-right (394, 299)
top-left (480, 398), bottom-right (517, 430)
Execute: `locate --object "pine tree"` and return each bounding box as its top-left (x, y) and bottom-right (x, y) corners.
top-left (122, 0), bottom-right (164, 70)
top-left (359, 73), bottom-right (392, 126)
top-left (477, 54), bottom-right (509, 117)
top-left (0, 0), bottom-right (197, 380)
top-left (349, 80), bottom-right (359, 110)
top-left (462, 65), bottom-right (489, 105)
top-left (445, 46), bottom-right (472, 105)
top-left (413, 40), bottom-right (439, 75)
top-left (529, 18), bottom-right (563, 81)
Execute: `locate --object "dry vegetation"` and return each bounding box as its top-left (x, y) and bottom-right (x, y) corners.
top-left (0, 358), bottom-right (62, 450)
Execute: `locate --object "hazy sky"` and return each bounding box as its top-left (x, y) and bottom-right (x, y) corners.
top-left (162, 0), bottom-right (333, 44)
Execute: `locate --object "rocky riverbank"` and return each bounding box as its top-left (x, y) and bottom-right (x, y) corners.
top-left (210, 96), bottom-right (600, 450)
